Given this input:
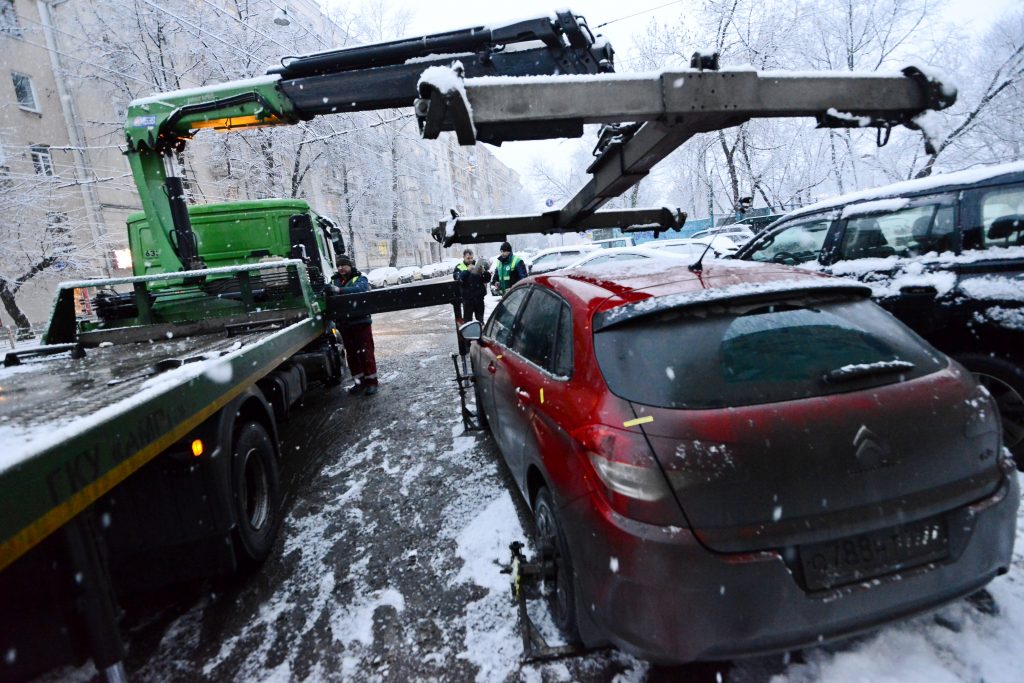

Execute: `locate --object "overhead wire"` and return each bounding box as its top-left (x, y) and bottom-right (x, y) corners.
top-left (593, 0), bottom-right (685, 29)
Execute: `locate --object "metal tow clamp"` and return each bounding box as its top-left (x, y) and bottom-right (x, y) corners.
top-left (451, 352), bottom-right (484, 432)
top-left (500, 541), bottom-right (590, 662)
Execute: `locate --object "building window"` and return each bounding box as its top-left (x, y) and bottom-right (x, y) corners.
top-left (12, 72), bottom-right (38, 111)
top-left (30, 144), bottom-right (54, 176)
top-left (46, 211), bottom-right (72, 248)
top-left (1, 0), bottom-right (21, 38)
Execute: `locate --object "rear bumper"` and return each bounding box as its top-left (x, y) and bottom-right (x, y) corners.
top-left (561, 470), bottom-right (1019, 664)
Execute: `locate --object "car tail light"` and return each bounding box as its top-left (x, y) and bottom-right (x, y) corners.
top-left (573, 424), bottom-right (684, 526)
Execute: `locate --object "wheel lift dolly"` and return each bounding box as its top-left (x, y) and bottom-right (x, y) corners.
top-left (501, 541), bottom-right (594, 662)
top-left (451, 352), bottom-right (484, 433)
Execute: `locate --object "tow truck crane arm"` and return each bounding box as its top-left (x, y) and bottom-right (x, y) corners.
top-left (122, 11), bottom-right (612, 275)
top-left (422, 64), bottom-right (956, 245)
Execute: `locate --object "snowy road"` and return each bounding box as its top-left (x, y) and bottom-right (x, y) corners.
top-left (43, 301), bottom-right (1024, 682)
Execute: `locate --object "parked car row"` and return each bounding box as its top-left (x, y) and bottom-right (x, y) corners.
top-left (455, 160), bottom-right (1022, 666)
top-left (736, 160), bottom-right (1024, 465)
top-left (364, 258), bottom-right (465, 288)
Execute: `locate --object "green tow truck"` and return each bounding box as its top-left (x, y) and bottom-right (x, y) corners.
top-left (0, 6), bottom-right (958, 679)
top-left (0, 13), bottom-right (611, 681)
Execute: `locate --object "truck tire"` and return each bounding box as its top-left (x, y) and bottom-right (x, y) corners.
top-left (325, 342), bottom-right (343, 387)
top-left (533, 487), bottom-right (580, 643)
top-left (231, 422), bottom-right (282, 566)
top-left (955, 353), bottom-right (1024, 469)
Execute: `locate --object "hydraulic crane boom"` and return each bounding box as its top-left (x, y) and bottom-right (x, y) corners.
top-left (122, 11), bottom-right (612, 276)
top-left (419, 64), bottom-right (955, 245)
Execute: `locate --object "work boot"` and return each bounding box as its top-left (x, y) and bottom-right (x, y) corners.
top-left (346, 383), bottom-right (363, 395)
top-left (364, 384), bottom-right (379, 396)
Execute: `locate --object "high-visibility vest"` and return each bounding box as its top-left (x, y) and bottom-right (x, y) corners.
top-left (495, 255), bottom-right (522, 290)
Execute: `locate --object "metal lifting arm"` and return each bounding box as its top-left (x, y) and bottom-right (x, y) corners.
top-left (421, 65), bottom-right (956, 244)
top-left (435, 208), bottom-right (687, 248)
top-left (122, 11), bottom-right (612, 275)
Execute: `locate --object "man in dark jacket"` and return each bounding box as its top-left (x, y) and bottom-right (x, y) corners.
top-left (331, 255), bottom-right (379, 396)
top-left (491, 241), bottom-right (527, 295)
top-left (452, 249), bottom-right (475, 320)
top-left (455, 249), bottom-right (488, 323)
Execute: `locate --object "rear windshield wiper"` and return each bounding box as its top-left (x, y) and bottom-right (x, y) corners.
top-left (821, 360), bottom-right (915, 384)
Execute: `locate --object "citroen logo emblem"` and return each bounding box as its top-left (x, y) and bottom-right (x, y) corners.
top-left (851, 425), bottom-right (892, 472)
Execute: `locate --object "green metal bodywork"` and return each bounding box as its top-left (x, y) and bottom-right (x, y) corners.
top-left (126, 199), bottom-right (325, 278)
top-left (123, 75), bottom-right (301, 275)
top-left (0, 313), bottom-right (323, 571)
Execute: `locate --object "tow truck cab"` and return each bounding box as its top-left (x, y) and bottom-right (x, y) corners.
top-left (126, 199), bottom-right (345, 288)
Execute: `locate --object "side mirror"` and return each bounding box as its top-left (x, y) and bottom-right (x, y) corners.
top-left (329, 227), bottom-right (346, 257)
top-left (459, 320), bottom-right (482, 341)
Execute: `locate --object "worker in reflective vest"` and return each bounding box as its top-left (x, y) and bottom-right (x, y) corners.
top-left (331, 255), bottom-right (379, 396)
top-left (452, 248), bottom-right (474, 319)
top-left (491, 241), bottom-right (527, 295)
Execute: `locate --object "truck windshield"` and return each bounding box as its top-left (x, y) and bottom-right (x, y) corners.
top-left (593, 298), bottom-right (945, 409)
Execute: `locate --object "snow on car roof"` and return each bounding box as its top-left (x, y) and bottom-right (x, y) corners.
top-left (784, 161), bottom-right (1024, 221)
top-left (542, 257), bottom-right (866, 320)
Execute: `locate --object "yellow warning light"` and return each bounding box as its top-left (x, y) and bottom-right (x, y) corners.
top-left (190, 114), bottom-right (283, 133)
top-left (191, 439), bottom-right (204, 457)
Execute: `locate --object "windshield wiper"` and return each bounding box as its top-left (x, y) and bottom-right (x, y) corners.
top-left (821, 360), bottom-right (915, 384)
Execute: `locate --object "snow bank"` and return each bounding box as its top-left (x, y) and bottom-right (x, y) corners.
top-left (453, 493), bottom-right (526, 682)
top-left (773, 504), bottom-right (1024, 683)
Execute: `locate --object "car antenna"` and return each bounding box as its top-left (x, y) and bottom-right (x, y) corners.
top-left (688, 240), bottom-right (715, 273)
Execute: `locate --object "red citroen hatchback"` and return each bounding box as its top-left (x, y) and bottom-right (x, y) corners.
top-left (460, 258), bottom-right (1018, 663)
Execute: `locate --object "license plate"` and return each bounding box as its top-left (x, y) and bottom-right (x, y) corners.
top-left (800, 516), bottom-right (949, 591)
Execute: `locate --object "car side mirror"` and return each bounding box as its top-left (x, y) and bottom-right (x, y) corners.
top-left (459, 320), bottom-right (482, 341)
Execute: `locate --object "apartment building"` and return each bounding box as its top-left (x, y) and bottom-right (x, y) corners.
top-left (0, 0), bottom-right (525, 325)
top-left (0, 0), bottom-right (110, 328)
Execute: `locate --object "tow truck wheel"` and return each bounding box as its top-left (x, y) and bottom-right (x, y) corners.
top-left (956, 353), bottom-right (1024, 469)
top-left (533, 487), bottom-right (580, 642)
top-left (325, 342), bottom-right (343, 387)
top-left (231, 421), bottom-right (282, 566)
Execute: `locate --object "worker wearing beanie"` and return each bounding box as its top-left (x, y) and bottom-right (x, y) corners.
top-left (491, 241), bottom-right (527, 296)
top-left (331, 255), bottom-right (379, 396)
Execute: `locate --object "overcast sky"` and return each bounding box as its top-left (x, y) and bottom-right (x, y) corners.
top-left (391, 0), bottom-right (1017, 204)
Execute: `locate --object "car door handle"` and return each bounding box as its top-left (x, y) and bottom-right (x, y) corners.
top-left (515, 388), bottom-right (531, 401)
top-left (487, 363), bottom-right (497, 374)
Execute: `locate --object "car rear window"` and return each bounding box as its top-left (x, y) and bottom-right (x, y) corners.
top-left (594, 298), bottom-right (945, 409)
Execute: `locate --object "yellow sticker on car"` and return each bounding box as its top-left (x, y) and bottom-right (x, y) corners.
top-left (623, 416), bottom-right (654, 428)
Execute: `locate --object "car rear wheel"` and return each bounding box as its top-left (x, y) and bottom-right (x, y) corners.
top-left (231, 421), bottom-right (282, 567)
top-left (473, 376), bottom-right (489, 430)
top-left (533, 487), bottom-right (579, 642)
top-left (955, 353), bottom-right (1024, 469)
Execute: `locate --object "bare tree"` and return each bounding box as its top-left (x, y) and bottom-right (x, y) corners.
top-left (0, 136), bottom-right (105, 330)
top-left (913, 9), bottom-right (1024, 176)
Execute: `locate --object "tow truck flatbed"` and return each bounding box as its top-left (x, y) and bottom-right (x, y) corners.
top-left (0, 313), bottom-right (321, 572)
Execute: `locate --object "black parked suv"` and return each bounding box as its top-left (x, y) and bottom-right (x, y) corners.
top-left (736, 162), bottom-right (1024, 466)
